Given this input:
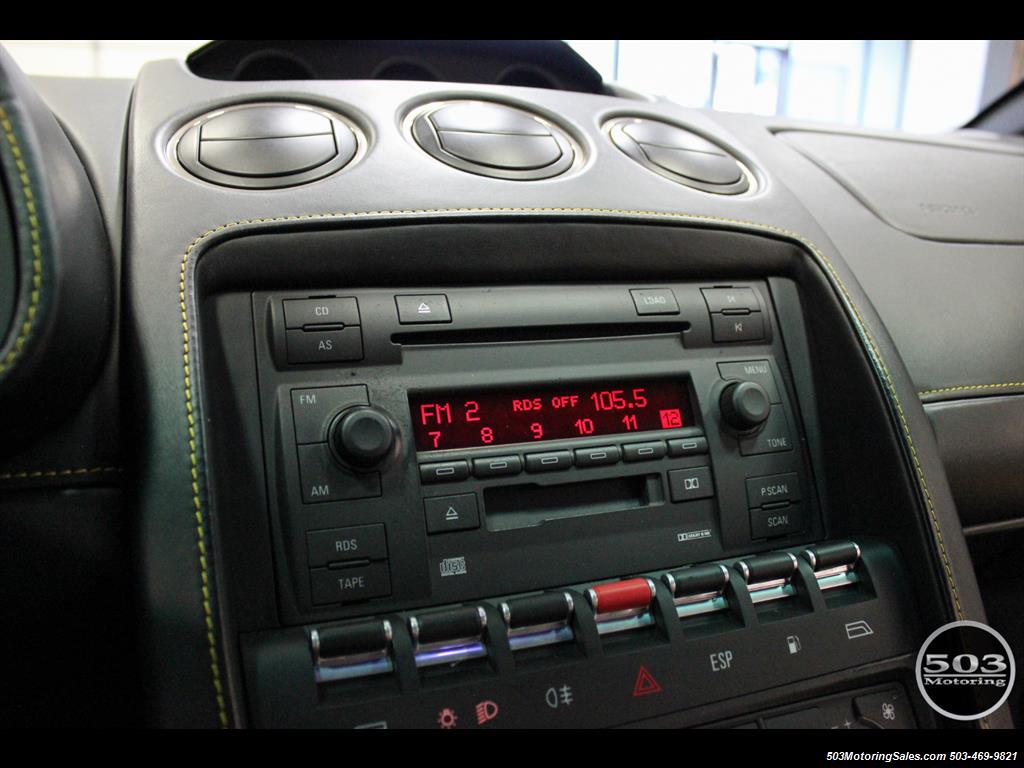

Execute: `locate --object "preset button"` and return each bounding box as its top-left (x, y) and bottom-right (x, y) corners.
top-left (525, 450), bottom-right (573, 472)
top-left (574, 445), bottom-right (621, 467)
top-left (420, 461), bottom-right (470, 484)
top-left (622, 440), bottom-right (667, 462)
top-left (473, 455), bottom-right (523, 477)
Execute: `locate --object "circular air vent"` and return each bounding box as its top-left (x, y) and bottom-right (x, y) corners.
top-left (174, 102), bottom-right (360, 189)
top-left (606, 118), bottom-right (751, 195)
top-left (410, 100), bottom-right (576, 180)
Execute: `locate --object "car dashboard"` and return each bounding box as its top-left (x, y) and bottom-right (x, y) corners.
top-left (0, 40), bottom-right (1021, 730)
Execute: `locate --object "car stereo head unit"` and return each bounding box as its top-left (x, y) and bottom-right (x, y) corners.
top-left (254, 281), bottom-right (824, 622)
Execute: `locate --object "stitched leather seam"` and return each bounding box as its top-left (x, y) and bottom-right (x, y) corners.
top-left (179, 206), bottom-right (966, 726)
top-left (919, 382), bottom-right (1024, 397)
top-left (179, 252), bottom-right (229, 728)
top-left (0, 465), bottom-right (122, 481)
top-left (0, 106), bottom-right (43, 376)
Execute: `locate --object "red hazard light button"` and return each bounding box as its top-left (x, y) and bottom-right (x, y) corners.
top-left (586, 577), bottom-right (656, 615)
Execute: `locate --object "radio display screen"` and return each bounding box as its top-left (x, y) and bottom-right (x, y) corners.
top-left (409, 378), bottom-right (693, 451)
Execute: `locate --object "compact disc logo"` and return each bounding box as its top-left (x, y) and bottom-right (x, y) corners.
top-left (915, 620), bottom-right (1015, 721)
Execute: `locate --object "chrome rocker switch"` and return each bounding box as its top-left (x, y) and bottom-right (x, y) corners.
top-left (409, 605), bottom-right (489, 669)
top-left (663, 563), bottom-right (731, 619)
top-left (735, 552), bottom-right (799, 604)
top-left (311, 619), bottom-right (394, 684)
top-left (501, 591), bottom-right (575, 652)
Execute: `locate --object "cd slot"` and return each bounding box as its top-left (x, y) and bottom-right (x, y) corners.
top-left (483, 474), bottom-right (663, 532)
top-left (393, 321), bottom-right (689, 346)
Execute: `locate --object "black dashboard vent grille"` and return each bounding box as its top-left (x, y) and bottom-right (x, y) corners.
top-left (186, 40), bottom-right (607, 95)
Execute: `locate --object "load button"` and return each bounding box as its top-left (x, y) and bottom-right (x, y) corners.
top-left (630, 288), bottom-right (679, 316)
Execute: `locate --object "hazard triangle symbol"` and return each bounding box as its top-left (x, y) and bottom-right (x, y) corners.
top-left (632, 665), bottom-right (662, 697)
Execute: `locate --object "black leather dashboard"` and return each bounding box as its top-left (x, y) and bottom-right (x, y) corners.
top-left (2, 45), bottom-right (1020, 729)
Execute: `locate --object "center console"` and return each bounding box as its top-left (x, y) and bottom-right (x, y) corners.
top-left (193, 237), bottom-right (940, 728)
top-left (258, 281), bottom-right (824, 619)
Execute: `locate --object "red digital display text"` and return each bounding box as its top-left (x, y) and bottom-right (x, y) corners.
top-left (409, 378), bottom-right (692, 451)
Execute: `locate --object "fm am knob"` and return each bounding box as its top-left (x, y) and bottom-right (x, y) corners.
top-left (330, 406), bottom-right (399, 469)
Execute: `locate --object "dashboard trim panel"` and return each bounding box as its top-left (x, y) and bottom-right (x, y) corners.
top-left (177, 206), bottom-right (986, 726)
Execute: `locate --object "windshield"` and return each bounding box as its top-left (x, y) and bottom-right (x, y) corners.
top-left (2, 39), bottom-right (1019, 133)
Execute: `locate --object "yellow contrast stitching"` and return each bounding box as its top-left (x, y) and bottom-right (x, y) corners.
top-left (178, 205), bottom-right (966, 726)
top-left (180, 251), bottom-right (229, 728)
top-left (918, 382), bottom-right (1024, 398)
top-left (0, 466), bottom-right (122, 481)
top-left (0, 106), bottom-right (43, 375)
